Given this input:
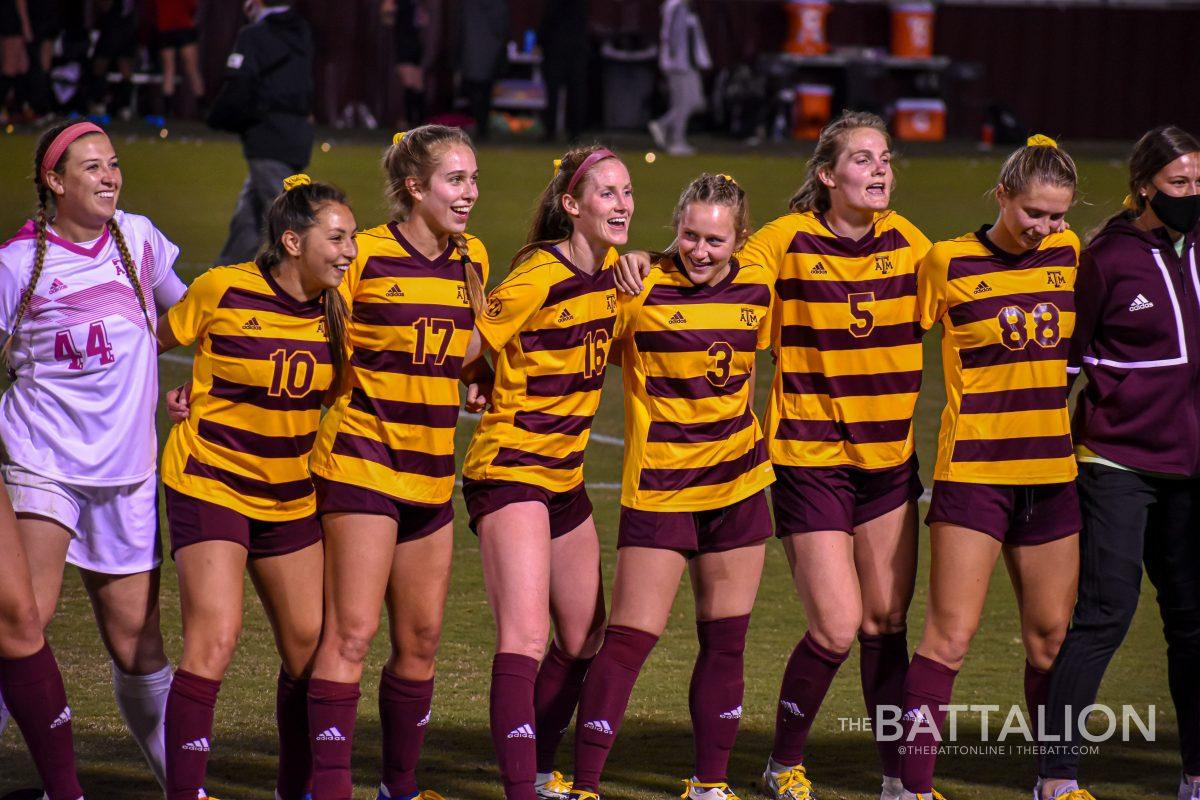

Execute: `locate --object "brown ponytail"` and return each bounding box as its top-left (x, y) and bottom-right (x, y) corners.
top-left (450, 233), bottom-right (485, 318)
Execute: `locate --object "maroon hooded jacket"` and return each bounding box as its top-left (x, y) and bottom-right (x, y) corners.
top-left (1069, 214), bottom-right (1200, 476)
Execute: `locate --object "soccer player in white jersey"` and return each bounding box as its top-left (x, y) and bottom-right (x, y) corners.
top-left (0, 121), bottom-right (188, 791)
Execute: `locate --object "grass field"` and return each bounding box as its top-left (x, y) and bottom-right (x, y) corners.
top-left (0, 126), bottom-right (1180, 799)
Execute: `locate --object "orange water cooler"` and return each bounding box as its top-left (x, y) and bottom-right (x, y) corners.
top-left (793, 84), bottom-right (833, 140)
top-left (894, 98), bottom-right (946, 141)
top-left (891, 2), bottom-right (935, 59)
top-left (784, 0), bottom-right (832, 56)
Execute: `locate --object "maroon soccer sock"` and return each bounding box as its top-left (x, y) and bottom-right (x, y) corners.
top-left (379, 668), bottom-right (435, 797)
top-left (771, 632), bottom-right (850, 766)
top-left (572, 626), bottom-right (660, 791)
top-left (859, 629), bottom-right (910, 777)
top-left (276, 667), bottom-right (311, 800)
top-left (307, 677), bottom-right (361, 800)
top-left (1024, 661), bottom-right (1050, 739)
top-left (534, 642), bottom-right (593, 773)
top-left (490, 653), bottom-right (541, 800)
top-left (0, 643), bottom-right (84, 800)
top-left (164, 668), bottom-right (221, 800)
top-left (899, 653), bottom-right (958, 794)
top-left (690, 615), bottom-right (750, 783)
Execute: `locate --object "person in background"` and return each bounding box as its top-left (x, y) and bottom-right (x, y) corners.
top-left (88, 0), bottom-right (137, 120)
top-left (151, 0), bottom-right (205, 118)
top-left (208, 0), bottom-right (314, 266)
top-left (458, 0), bottom-right (507, 141)
top-left (648, 0), bottom-right (711, 157)
top-left (539, 0), bottom-right (588, 143)
top-left (0, 0), bottom-right (31, 124)
top-left (381, 0), bottom-right (435, 130)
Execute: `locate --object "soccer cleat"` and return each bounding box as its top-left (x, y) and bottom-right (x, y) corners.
top-left (880, 776), bottom-right (904, 800)
top-left (536, 771), bottom-right (574, 800)
top-left (376, 790), bottom-right (447, 800)
top-left (762, 760), bottom-right (815, 800)
top-left (899, 791), bottom-right (948, 800)
top-left (1032, 778), bottom-right (1097, 800)
top-left (568, 790), bottom-right (600, 800)
top-left (681, 778), bottom-right (744, 800)
top-left (1180, 775), bottom-right (1200, 800)
top-left (648, 120), bottom-right (667, 150)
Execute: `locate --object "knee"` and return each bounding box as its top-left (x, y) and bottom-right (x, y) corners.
top-left (860, 609), bottom-right (910, 638)
top-left (921, 624), bottom-right (976, 670)
top-left (280, 622), bottom-right (323, 679)
top-left (328, 616), bottom-right (381, 667)
top-left (808, 619), bottom-right (859, 655)
top-left (498, 632), bottom-right (549, 662)
top-left (555, 619), bottom-right (606, 661)
top-left (392, 621), bottom-right (443, 672)
top-left (1024, 632), bottom-right (1064, 672)
top-left (107, 620), bottom-right (168, 675)
top-left (0, 602), bottom-right (44, 658)
top-left (183, 624), bottom-right (241, 678)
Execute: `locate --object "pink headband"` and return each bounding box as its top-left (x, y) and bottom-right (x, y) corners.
top-left (42, 122), bottom-right (106, 173)
top-left (565, 149), bottom-right (617, 196)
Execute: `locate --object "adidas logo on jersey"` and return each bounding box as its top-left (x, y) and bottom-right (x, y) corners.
top-left (1129, 293), bottom-right (1154, 311)
top-left (386, 284), bottom-right (405, 298)
top-left (973, 280), bottom-right (992, 295)
top-left (417, 709), bottom-right (431, 727)
top-left (50, 706), bottom-right (72, 729)
top-left (902, 707), bottom-right (927, 724)
top-left (316, 726), bottom-right (347, 742)
top-left (583, 719), bottom-right (614, 735)
top-left (779, 700), bottom-right (804, 718)
top-left (242, 317), bottom-right (263, 330)
top-left (49, 278), bottom-right (68, 294)
top-left (557, 308), bottom-right (575, 324)
top-left (181, 737), bottom-right (211, 751)
top-left (810, 262), bottom-right (829, 275)
top-left (668, 311), bottom-right (687, 325)
top-left (507, 723), bottom-right (535, 739)
top-left (719, 706), bottom-right (743, 720)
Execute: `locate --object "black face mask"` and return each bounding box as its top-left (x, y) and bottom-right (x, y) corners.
top-left (1148, 191), bottom-right (1200, 234)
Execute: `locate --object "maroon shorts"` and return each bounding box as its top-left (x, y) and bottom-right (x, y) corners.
top-left (773, 457), bottom-right (923, 536)
top-left (618, 490), bottom-right (772, 557)
top-left (165, 486), bottom-right (322, 559)
top-left (462, 479), bottom-right (593, 539)
top-left (313, 477), bottom-right (453, 543)
top-left (924, 480), bottom-right (1081, 545)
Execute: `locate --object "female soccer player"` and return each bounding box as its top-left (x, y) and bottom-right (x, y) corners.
top-left (304, 124), bottom-right (487, 800)
top-left (158, 175), bottom-right (356, 800)
top-left (567, 173), bottom-right (774, 800)
top-left (616, 111), bottom-right (931, 800)
top-left (461, 145), bottom-right (631, 800)
top-left (0, 120), bottom-right (186, 790)
top-left (0, 473), bottom-right (84, 798)
top-left (1037, 126), bottom-right (1200, 800)
top-left (900, 136), bottom-right (1082, 800)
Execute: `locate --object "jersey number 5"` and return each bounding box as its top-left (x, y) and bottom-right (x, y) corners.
top-left (997, 303), bottom-right (1061, 350)
top-left (848, 292), bottom-right (876, 338)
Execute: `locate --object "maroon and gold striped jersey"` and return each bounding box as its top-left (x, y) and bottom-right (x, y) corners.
top-left (615, 256), bottom-right (775, 511)
top-left (310, 223), bottom-right (489, 505)
top-left (918, 226), bottom-right (1079, 484)
top-left (161, 262), bottom-right (331, 520)
top-left (742, 210), bottom-right (932, 470)
top-left (463, 245), bottom-right (619, 493)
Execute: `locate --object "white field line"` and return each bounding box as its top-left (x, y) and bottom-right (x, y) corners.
top-left (159, 353), bottom-right (932, 502)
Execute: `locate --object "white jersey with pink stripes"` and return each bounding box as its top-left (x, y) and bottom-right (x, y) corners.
top-left (0, 210), bottom-right (181, 486)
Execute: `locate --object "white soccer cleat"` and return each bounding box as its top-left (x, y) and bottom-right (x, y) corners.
top-left (880, 775), bottom-right (904, 800)
top-left (899, 791), bottom-right (949, 800)
top-left (682, 778), bottom-right (745, 800)
top-left (535, 771), bottom-right (573, 800)
top-left (1032, 778), bottom-right (1097, 800)
top-left (761, 759), bottom-right (815, 800)
top-left (648, 120), bottom-right (667, 150)
top-left (1180, 775), bottom-right (1200, 800)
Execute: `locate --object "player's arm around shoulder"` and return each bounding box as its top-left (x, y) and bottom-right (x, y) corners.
top-left (915, 240), bottom-right (953, 331)
top-left (158, 266), bottom-right (227, 353)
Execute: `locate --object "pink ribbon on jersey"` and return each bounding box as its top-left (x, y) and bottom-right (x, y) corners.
top-left (41, 122), bottom-right (107, 173)
top-left (565, 148), bottom-right (617, 196)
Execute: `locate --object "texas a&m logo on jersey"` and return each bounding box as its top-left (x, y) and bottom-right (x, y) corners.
top-left (874, 254), bottom-right (894, 275)
top-left (740, 307), bottom-right (759, 327)
top-left (456, 284), bottom-right (468, 304)
top-left (1045, 270), bottom-right (1066, 288)
top-left (606, 292), bottom-right (617, 313)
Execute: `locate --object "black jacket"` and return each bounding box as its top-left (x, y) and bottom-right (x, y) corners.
top-left (207, 8), bottom-right (314, 170)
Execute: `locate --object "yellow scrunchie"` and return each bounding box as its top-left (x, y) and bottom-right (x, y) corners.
top-left (1026, 134), bottom-right (1058, 148)
top-left (393, 131), bottom-right (408, 145)
top-left (553, 158), bottom-right (563, 176)
top-left (282, 173), bottom-right (311, 191)
top-left (719, 173), bottom-right (737, 185)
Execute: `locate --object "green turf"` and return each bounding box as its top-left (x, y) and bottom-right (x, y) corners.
top-left (0, 128), bottom-right (1177, 799)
